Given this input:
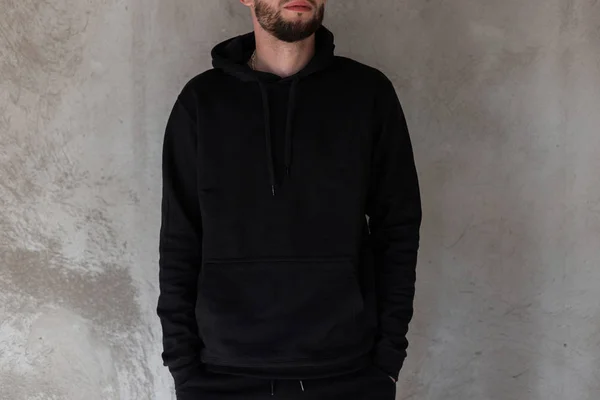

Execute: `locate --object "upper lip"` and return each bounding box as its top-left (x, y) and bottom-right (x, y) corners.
top-left (284, 1), bottom-right (313, 9)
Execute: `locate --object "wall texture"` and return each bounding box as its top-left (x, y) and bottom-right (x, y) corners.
top-left (1, 1), bottom-right (599, 399)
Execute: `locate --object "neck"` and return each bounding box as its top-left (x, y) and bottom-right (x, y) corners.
top-left (252, 24), bottom-right (316, 78)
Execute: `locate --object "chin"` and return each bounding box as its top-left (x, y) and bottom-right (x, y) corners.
top-left (287, 15), bottom-right (313, 24)
top-left (282, 9), bottom-right (314, 17)
top-left (285, 16), bottom-right (312, 22)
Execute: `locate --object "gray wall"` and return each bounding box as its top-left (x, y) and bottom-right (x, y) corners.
top-left (1, 1), bottom-right (599, 399)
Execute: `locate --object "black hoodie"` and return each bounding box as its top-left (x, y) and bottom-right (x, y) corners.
top-left (157, 26), bottom-right (422, 389)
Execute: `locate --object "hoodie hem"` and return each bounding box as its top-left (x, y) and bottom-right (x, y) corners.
top-left (202, 350), bottom-right (373, 380)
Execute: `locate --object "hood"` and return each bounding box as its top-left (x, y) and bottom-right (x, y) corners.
top-left (211, 25), bottom-right (336, 83)
top-left (210, 27), bottom-right (336, 196)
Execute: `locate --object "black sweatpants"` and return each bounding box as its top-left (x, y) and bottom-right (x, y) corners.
top-left (176, 364), bottom-right (397, 400)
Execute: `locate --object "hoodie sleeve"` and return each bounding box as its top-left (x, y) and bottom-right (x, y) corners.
top-left (366, 76), bottom-right (423, 380)
top-left (157, 95), bottom-right (204, 387)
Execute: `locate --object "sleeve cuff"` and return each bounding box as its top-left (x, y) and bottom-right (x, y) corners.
top-left (372, 342), bottom-right (407, 381)
top-left (169, 359), bottom-right (203, 388)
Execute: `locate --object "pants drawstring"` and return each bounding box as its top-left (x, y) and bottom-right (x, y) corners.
top-left (269, 379), bottom-right (305, 395)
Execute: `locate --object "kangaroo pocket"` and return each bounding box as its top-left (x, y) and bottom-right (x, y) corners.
top-left (196, 257), bottom-right (367, 366)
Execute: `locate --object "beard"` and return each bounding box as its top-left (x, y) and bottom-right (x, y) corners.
top-left (254, 0), bottom-right (325, 43)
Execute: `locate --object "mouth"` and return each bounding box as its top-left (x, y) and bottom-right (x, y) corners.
top-left (283, 1), bottom-right (313, 12)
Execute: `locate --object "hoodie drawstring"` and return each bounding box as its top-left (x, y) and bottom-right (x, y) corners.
top-left (257, 79), bottom-right (300, 196)
top-left (269, 379), bottom-right (305, 395)
top-left (284, 79), bottom-right (299, 178)
top-left (258, 82), bottom-right (276, 196)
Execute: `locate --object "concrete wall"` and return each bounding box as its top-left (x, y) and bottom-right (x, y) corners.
top-left (1, 1), bottom-right (598, 399)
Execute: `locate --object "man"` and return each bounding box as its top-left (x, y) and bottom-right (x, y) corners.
top-left (157, 0), bottom-right (422, 399)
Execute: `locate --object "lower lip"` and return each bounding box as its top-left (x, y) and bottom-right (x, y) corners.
top-left (284, 5), bottom-right (312, 12)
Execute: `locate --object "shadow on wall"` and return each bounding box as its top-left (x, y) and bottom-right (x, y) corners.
top-left (408, 2), bottom-right (547, 399)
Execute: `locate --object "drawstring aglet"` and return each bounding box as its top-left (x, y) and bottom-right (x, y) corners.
top-left (271, 380), bottom-right (274, 396)
top-left (271, 185), bottom-right (276, 196)
top-left (299, 380), bottom-right (304, 392)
